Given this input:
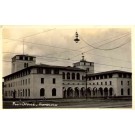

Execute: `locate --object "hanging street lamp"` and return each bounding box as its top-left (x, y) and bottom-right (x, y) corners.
top-left (74, 31), bottom-right (80, 43)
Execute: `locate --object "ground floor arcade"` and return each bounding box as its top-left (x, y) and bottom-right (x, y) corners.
top-left (63, 87), bottom-right (114, 98)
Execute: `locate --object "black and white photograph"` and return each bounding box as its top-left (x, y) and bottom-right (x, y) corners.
top-left (2, 26), bottom-right (132, 109)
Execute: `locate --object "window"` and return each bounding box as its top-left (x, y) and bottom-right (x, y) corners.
top-left (28, 89), bottom-right (30, 97)
top-left (62, 72), bottom-right (65, 79)
top-left (119, 73), bottom-right (122, 78)
top-left (101, 82), bottom-right (103, 85)
top-left (121, 81), bottom-right (123, 85)
top-left (72, 73), bottom-right (75, 80)
top-left (77, 73), bottom-right (80, 80)
top-left (37, 68), bottom-right (43, 74)
top-left (23, 89), bottom-right (24, 97)
top-left (26, 79), bottom-right (27, 85)
top-left (53, 78), bottom-right (56, 84)
top-left (109, 74), bottom-right (112, 78)
top-left (127, 81), bottom-right (130, 85)
top-left (41, 78), bottom-right (44, 84)
top-left (52, 88), bottom-right (56, 96)
top-left (67, 72), bottom-right (70, 79)
top-left (23, 80), bottom-right (24, 85)
top-left (86, 68), bottom-right (89, 72)
top-left (46, 69), bottom-right (51, 74)
top-left (28, 78), bottom-right (30, 84)
top-left (25, 89), bottom-right (27, 97)
top-left (40, 88), bottom-right (45, 96)
top-left (54, 69), bottom-right (59, 74)
top-left (123, 74), bottom-right (127, 78)
top-left (104, 75), bottom-right (107, 79)
top-left (110, 81), bottom-right (112, 85)
top-left (18, 90), bottom-right (20, 97)
top-left (30, 57), bottom-right (33, 61)
top-left (127, 89), bottom-right (130, 95)
top-left (24, 63), bottom-right (27, 68)
top-left (20, 56), bottom-right (23, 60)
top-left (96, 76), bottom-right (99, 80)
top-left (121, 89), bottom-right (124, 95)
top-left (97, 82), bottom-right (98, 85)
top-left (100, 75), bottom-right (103, 79)
top-left (105, 82), bottom-right (107, 85)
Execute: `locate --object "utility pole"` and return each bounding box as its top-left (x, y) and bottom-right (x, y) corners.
top-left (86, 69), bottom-right (88, 100)
top-left (23, 39), bottom-right (24, 55)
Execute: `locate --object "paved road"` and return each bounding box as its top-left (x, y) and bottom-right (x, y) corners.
top-left (57, 101), bottom-right (131, 108)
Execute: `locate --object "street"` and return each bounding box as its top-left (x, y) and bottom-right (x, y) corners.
top-left (3, 98), bottom-right (132, 109)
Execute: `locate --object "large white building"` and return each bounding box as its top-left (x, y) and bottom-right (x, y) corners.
top-left (3, 54), bottom-right (132, 100)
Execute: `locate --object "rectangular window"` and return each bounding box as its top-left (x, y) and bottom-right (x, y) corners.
top-left (97, 82), bottom-right (98, 85)
top-left (54, 69), bottom-right (59, 74)
top-left (53, 78), bottom-right (56, 84)
top-left (127, 81), bottom-right (129, 85)
top-left (37, 68), bottom-right (43, 74)
top-left (101, 82), bottom-right (103, 85)
top-left (105, 82), bottom-right (107, 85)
top-left (123, 74), bottom-right (127, 78)
top-left (20, 56), bottom-right (23, 60)
top-left (110, 81), bottom-right (112, 85)
top-left (96, 76), bottom-right (99, 80)
top-left (41, 78), bottom-right (44, 84)
top-left (26, 79), bottom-right (27, 85)
top-left (28, 78), bottom-right (30, 84)
top-left (46, 69), bottom-right (51, 74)
top-left (109, 74), bottom-right (112, 78)
top-left (119, 73), bottom-right (122, 78)
top-left (121, 81), bottom-right (123, 85)
top-left (25, 56), bottom-right (28, 60)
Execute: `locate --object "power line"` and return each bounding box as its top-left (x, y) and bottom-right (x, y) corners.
top-left (70, 33), bottom-right (130, 59)
top-left (84, 53), bottom-right (131, 63)
top-left (81, 35), bottom-right (130, 51)
top-left (2, 57), bottom-right (131, 70)
top-left (3, 38), bottom-right (82, 52)
top-left (78, 32), bottom-right (130, 50)
top-left (3, 28), bottom-right (56, 44)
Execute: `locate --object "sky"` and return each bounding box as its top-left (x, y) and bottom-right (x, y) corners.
top-left (2, 26), bottom-right (131, 77)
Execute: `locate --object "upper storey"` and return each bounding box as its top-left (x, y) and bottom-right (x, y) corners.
top-left (11, 55), bottom-right (36, 73)
top-left (73, 56), bottom-right (94, 74)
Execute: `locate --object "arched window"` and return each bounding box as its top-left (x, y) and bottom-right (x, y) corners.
top-left (18, 90), bottom-right (20, 97)
top-left (127, 88), bottom-right (130, 95)
top-left (23, 89), bottom-right (24, 97)
top-left (77, 73), bottom-right (80, 80)
top-left (62, 72), bottom-right (65, 79)
top-left (52, 88), bottom-right (56, 96)
top-left (28, 89), bottom-right (30, 97)
top-left (67, 72), bottom-right (70, 79)
top-left (25, 89), bottom-right (27, 97)
top-left (40, 88), bottom-right (45, 96)
top-left (72, 73), bottom-right (75, 80)
top-left (121, 88), bottom-right (124, 95)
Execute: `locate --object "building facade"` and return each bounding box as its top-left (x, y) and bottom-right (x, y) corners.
top-left (3, 55), bottom-right (132, 100)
